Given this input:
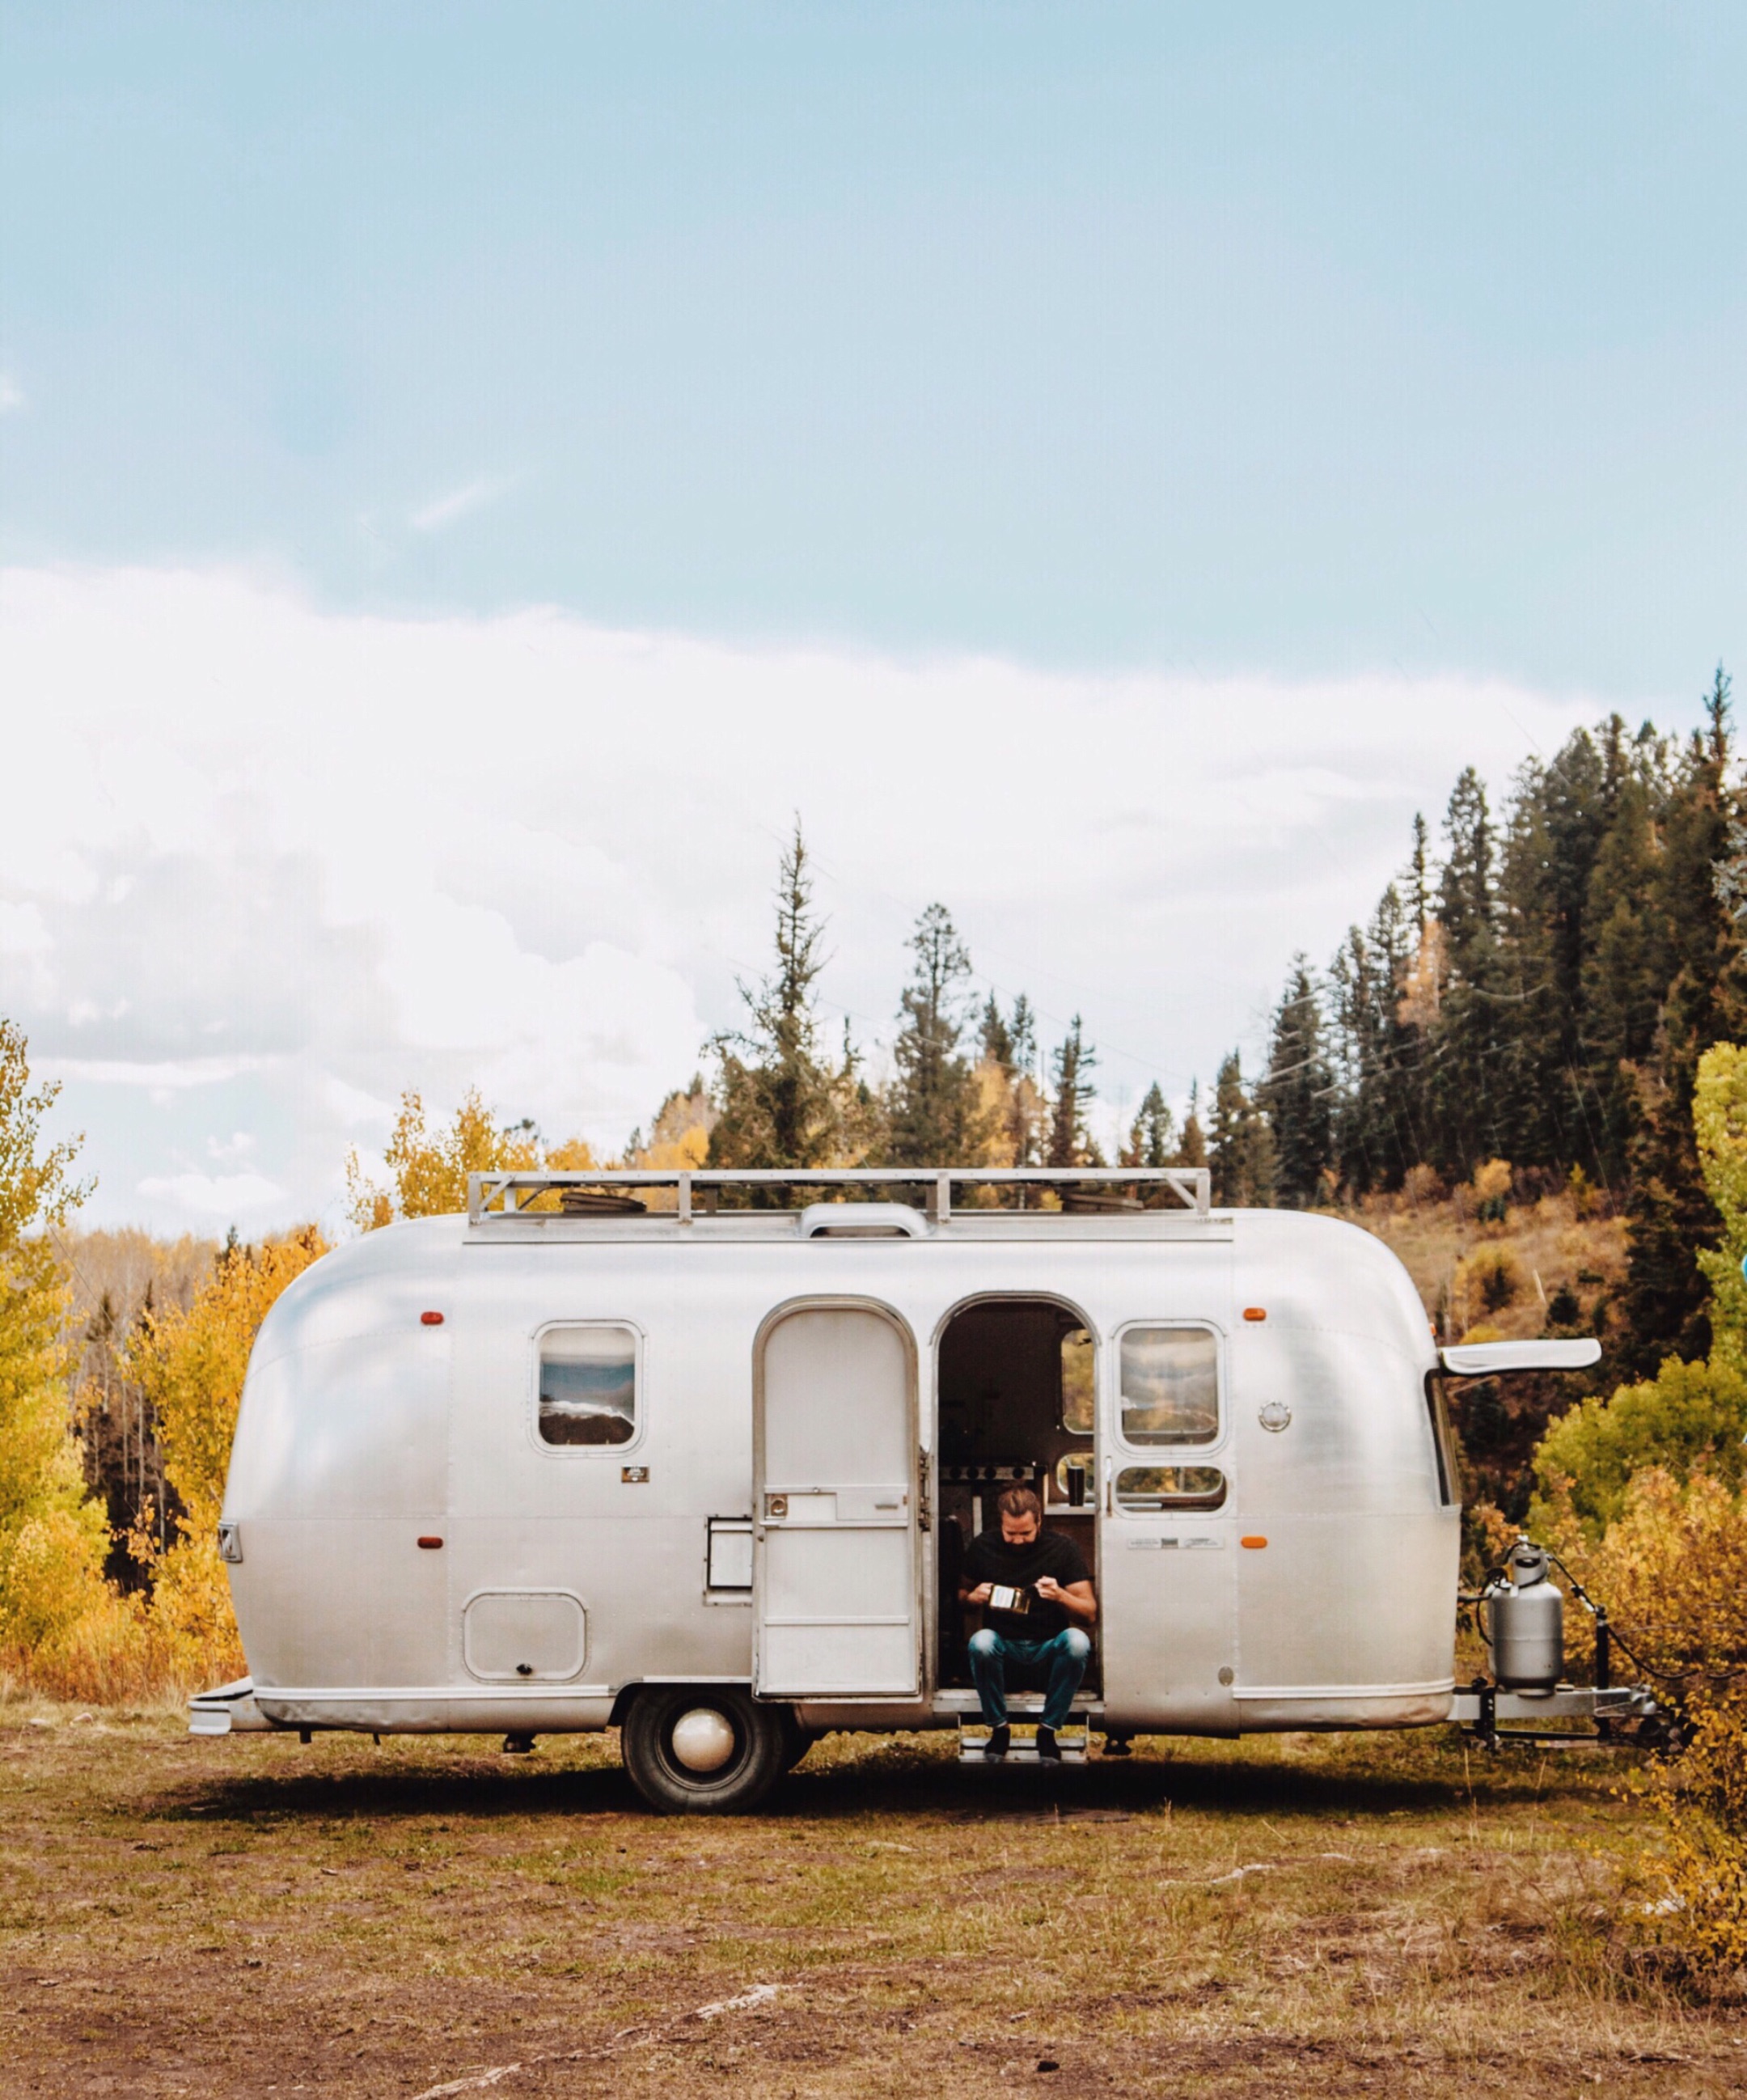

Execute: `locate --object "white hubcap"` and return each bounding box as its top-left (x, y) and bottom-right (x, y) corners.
top-left (670, 1706), bottom-right (737, 1773)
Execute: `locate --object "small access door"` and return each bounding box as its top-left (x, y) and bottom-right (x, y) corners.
top-left (754, 1302), bottom-right (920, 1699)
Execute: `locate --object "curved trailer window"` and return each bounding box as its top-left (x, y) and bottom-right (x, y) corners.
top-left (1119, 1325), bottom-right (1220, 1446)
top-left (537, 1323), bottom-right (638, 1446)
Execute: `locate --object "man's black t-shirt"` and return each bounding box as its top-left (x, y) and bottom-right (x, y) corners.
top-left (962, 1526), bottom-right (1090, 1641)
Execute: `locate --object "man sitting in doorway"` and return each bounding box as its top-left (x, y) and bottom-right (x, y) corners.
top-left (960, 1483), bottom-right (1097, 1762)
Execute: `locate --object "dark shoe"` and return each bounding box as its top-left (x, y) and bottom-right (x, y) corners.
top-left (983, 1725), bottom-right (1010, 1760)
top-left (1035, 1725), bottom-right (1063, 1763)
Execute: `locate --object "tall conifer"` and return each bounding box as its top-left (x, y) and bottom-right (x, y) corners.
top-left (884, 904), bottom-right (983, 1164)
top-left (1260, 957), bottom-right (1334, 1206)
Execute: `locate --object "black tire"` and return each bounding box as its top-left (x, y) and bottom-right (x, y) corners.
top-left (620, 1687), bottom-right (789, 1814)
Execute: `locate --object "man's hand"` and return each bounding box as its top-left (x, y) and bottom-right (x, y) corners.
top-left (963, 1581), bottom-right (994, 1606)
top-left (1040, 1576), bottom-right (1098, 1625)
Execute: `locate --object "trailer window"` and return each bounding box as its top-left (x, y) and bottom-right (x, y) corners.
top-left (537, 1325), bottom-right (638, 1446)
top-left (1114, 1465), bottom-right (1227, 1512)
top-left (1119, 1326), bottom-right (1220, 1446)
top-left (1060, 1326), bottom-right (1095, 1433)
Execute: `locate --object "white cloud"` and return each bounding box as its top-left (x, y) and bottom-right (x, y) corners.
top-left (44, 1056), bottom-right (275, 1090)
top-left (136, 1170), bottom-right (287, 1217)
top-left (408, 476), bottom-right (513, 534)
top-left (0, 374), bottom-right (22, 413)
top-left (0, 561), bottom-right (1627, 1232)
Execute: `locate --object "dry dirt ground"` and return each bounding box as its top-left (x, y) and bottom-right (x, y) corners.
top-left (4, 1708), bottom-right (1745, 2098)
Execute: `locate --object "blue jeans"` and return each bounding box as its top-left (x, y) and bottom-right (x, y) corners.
top-left (967, 1626), bottom-right (1092, 1730)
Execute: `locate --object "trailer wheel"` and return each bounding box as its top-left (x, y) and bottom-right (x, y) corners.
top-left (620, 1687), bottom-right (788, 1814)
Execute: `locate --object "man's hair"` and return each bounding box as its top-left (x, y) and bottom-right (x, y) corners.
top-left (996, 1484), bottom-right (1043, 1522)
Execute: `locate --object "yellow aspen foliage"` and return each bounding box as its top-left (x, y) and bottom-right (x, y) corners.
top-left (546, 1134), bottom-right (602, 1171)
top-left (1538, 1465), bottom-right (1747, 1971)
top-left (0, 1021), bottom-right (133, 1691)
top-left (127, 1226), bottom-right (327, 1683)
top-left (972, 1061), bottom-right (1017, 1168)
top-left (1694, 1041), bottom-right (1747, 1372)
top-left (347, 1089), bottom-right (605, 1227)
top-left (620, 1081), bottom-right (710, 1205)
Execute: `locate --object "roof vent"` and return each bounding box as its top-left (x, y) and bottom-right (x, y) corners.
top-left (799, 1202), bottom-right (929, 1239)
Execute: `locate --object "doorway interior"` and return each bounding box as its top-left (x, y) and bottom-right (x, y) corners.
top-left (934, 1298), bottom-right (1098, 1691)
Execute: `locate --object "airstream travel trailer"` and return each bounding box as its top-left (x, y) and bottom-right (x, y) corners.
top-left (189, 1167), bottom-right (1630, 1810)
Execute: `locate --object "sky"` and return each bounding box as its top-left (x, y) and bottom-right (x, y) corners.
top-left (2, 5), bottom-right (1743, 1233)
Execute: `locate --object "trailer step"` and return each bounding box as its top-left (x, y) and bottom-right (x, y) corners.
top-left (958, 1720), bottom-right (1089, 1764)
top-left (933, 1689), bottom-right (1103, 1719)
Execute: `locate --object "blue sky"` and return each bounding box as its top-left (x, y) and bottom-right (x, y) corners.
top-left (1, 6), bottom-right (1743, 1227)
top-left (8, 3), bottom-right (1745, 683)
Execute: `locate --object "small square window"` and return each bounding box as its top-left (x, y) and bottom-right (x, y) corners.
top-left (538, 1324), bottom-right (637, 1447)
top-left (1119, 1326), bottom-right (1220, 1446)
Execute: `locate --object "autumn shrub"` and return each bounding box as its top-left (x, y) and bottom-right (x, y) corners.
top-left (1456, 1241), bottom-right (1524, 1319)
top-left (0, 1021), bottom-right (156, 1697)
top-left (126, 1226), bottom-right (328, 1687)
top-left (1530, 1355), bottom-right (1747, 1535)
top-left (1652, 1686), bottom-right (1747, 1973)
top-left (1471, 1157), bottom-right (1512, 1226)
top-left (1522, 1465), bottom-right (1747, 1976)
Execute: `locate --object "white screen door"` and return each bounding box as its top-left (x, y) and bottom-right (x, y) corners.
top-left (754, 1303), bottom-right (919, 1699)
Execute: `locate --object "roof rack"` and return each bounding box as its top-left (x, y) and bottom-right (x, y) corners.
top-left (467, 1166), bottom-right (1212, 1226)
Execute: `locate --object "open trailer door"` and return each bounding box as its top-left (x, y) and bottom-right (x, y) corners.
top-left (754, 1302), bottom-right (920, 1700)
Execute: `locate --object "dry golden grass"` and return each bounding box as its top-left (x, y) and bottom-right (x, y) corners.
top-left (4, 1703), bottom-right (1745, 2096)
top-left (1348, 1188), bottom-right (1626, 1344)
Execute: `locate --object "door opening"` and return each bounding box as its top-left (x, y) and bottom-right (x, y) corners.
top-left (934, 1299), bottom-right (1099, 1692)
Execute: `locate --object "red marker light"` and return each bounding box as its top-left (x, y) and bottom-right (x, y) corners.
top-left (421, 1310), bottom-right (444, 1326)
top-left (417, 1535), bottom-right (444, 1550)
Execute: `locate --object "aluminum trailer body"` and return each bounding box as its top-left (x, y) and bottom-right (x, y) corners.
top-left (207, 1172), bottom-right (1484, 1789)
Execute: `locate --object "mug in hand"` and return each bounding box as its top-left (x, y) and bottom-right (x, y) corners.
top-left (988, 1584), bottom-right (1032, 1615)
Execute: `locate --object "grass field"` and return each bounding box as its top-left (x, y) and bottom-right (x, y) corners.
top-left (4, 1703), bottom-right (1743, 2097)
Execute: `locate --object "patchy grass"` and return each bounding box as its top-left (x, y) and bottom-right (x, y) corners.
top-left (3, 1705), bottom-right (1743, 2095)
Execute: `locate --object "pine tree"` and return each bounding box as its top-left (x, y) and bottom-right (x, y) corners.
top-left (1261, 957), bottom-right (1334, 1206)
top-left (884, 904), bottom-right (984, 1164)
top-left (1174, 1081), bottom-right (1208, 1169)
top-left (1408, 811), bottom-right (1433, 929)
top-left (1122, 1082), bottom-right (1175, 1169)
top-left (1580, 723), bottom-right (1674, 1179)
top-left (1618, 671), bottom-right (1746, 1373)
top-left (1209, 1052), bottom-right (1275, 1206)
top-left (1047, 1018), bottom-right (1099, 1167)
top-left (1431, 767), bottom-right (1510, 1177)
top-left (1327, 881), bottom-right (1424, 1192)
top-left (709, 823), bottom-right (853, 1174)
top-left (979, 995), bottom-right (1014, 1075)
top-left (1010, 996), bottom-right (1037, 1079)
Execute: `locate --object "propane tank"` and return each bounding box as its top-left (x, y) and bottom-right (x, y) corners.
top-left (1486, 1539), bottom-right (1564, 1695)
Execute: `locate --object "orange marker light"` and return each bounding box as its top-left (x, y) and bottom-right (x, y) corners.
top-left (417, 1535), bottom-right (444, 1550)
top-left (1242, 1307), bottom-right (1267, 1322)
top-left (1240, 1535), bottom-right (1268, 1549)
top-left (421, 1310), bottom-right (444, 1326)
